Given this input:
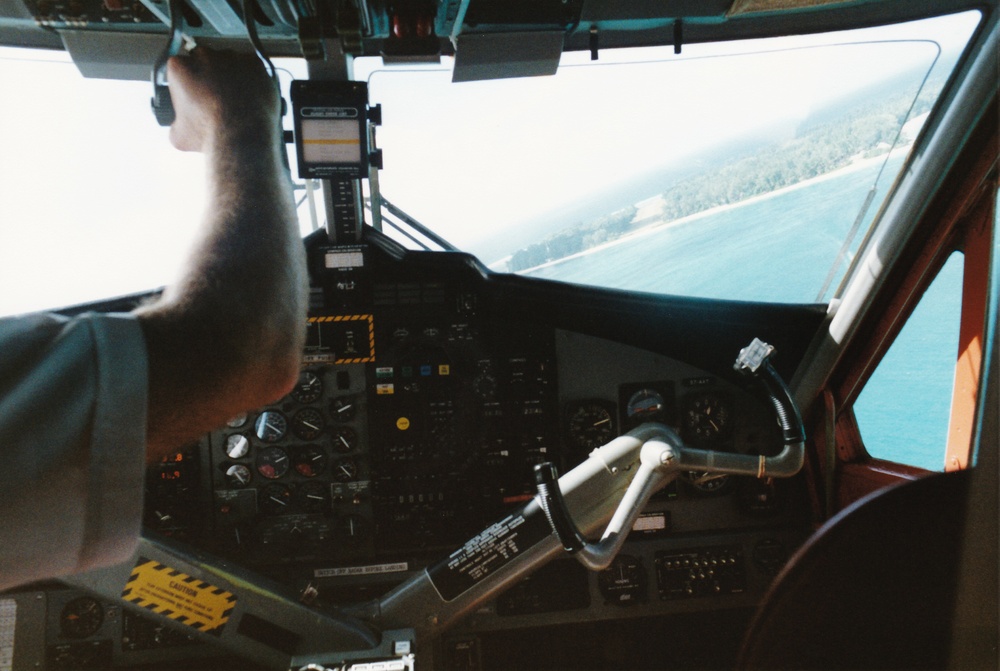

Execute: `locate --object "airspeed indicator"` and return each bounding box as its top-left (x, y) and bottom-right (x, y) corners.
top-left (566, 400), bottom-right (616, 452)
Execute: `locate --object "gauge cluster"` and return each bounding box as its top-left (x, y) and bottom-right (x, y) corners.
top-left (147, 239), bottom-right (565, 577)
top-left (143, 234), bottom-right (806, 584)
top-left (196, 336), bottom-right (560, 571)
top-left (131, 233), bottom-right (812, 666)
top-left (563, 382), bottom-right (779, 502)
top-left (207, 361), bottom-right (373, 565)
top-left (3, 232), bottom-right (816, 670)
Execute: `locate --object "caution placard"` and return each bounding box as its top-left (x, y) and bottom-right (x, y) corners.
top-left (122, 558), bottom-right (236, 635)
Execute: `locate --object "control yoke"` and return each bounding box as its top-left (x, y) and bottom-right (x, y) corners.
top-left (535, 338), bottom-right (805, 571)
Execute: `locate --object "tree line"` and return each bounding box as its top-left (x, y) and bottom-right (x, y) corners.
top-left (507, 84), bottom-right (935, 273)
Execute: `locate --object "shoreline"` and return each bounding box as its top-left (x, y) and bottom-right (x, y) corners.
top-left (494, 148), bottom-right (900, 275)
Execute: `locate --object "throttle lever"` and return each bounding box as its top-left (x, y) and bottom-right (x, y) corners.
top-left (150, 0), bottom-right (185, 126)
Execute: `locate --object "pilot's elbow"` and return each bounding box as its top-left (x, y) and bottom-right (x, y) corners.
top-left (223, 273), bottom-right (308, 407)
top-left (139, 302), bottom-right (305, 410)
top-left (234, 315), bottom-right (305, 408)
top-left (260, 340), bottom-right (303, 403)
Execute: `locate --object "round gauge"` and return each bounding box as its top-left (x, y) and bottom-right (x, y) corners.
top-left (254, 411), bottom-right (287, 443)
top-left (224, 463), bottom-right (252, 488)
top-left (226, 412), bottom-right (248, 428)
top-left (256, 446), bottom-right (290, 479)
top-left (473, 372), bottom-right (498, 399)
top-left (331, 426), bottom-right (357, 453)
top-left (597, 555), bottom-right (647, 606)
top-left (681, 470), bottom-right (732, 494)
top-left (60, 596), bottom-right (105, 638)
top-left (330, 396), bottom-right (357, 422)
top-left (332, 458), bottom-right (359, 482)
top-left (225, 433), bottom-right (250, 459)
top-left (566, 401), bottom-right (616, 451)
top-left (291, 370), bottom-right (324, 404)
top-left (294, 481), bottom-right (330, 512)
top-left (626, 388), bottom-right (667, 423)
top-left (293, 445), bottom-right (328, 478)
top-left (259, 483), bottom-right (292, 514)
top-left (683, 393), bottom-right (732, 443)
top-left (337, 514), bottom-right (368, 540)
top-left (292, 408), bottom-right (325, 441)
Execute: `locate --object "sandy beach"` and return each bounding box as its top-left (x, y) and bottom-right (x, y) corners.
top-left (493, 147), bottom-right (905, 275)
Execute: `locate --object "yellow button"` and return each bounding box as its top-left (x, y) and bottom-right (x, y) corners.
top-left (396, 417), bottom-right (410, 431)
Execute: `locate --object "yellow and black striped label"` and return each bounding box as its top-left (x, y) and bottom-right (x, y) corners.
top-left (306, 314), bottom-right (376, 363)
top-left (121, 558), bottom-right (236, 635)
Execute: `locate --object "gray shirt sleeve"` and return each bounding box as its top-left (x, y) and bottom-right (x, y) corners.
top-left (0, 311), bottom-right (148, 589)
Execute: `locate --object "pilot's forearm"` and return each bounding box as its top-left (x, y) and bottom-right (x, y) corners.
top-left (137, 49), bottom-right (307, 461)
top-left (162, 122), bottom-right (307, 388)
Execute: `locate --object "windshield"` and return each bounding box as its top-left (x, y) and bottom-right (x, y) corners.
top-left (0, 51), bottom-right (314, 317)
top-left (0, 11), bottom-right (979, 317)
top-left (360, 11), bottom-right (979, 303)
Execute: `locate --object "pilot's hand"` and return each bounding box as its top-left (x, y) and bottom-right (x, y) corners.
top-left (166, 47), bottom-right (280, 153)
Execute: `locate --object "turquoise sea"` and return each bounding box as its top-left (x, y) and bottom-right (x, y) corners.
top-left (525, 159), bottom-right (962, 471)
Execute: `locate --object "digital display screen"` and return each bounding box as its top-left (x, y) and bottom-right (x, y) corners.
top-left (291, 81), bottom-right (371, 180)
top-left (324, 250), bottom-right (365, 269)
top-left (633, 512), bottom-right (670, 534)
top-left (301, 118), bottom-right (362, 165)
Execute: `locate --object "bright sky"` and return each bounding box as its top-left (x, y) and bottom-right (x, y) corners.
top-left (0, 10), bottom-right (979, 316)
top-left (0, 48), bottom-right (208, 315)
top-left (359, 11), bottom-right (976, 257)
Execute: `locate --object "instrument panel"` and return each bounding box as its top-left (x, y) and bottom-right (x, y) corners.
top-left (145, 231), bottom-right (811, 609)
top-left (144, 236), bottom-right (803, 577)
top-left (152, 250), bottom-right (566, 572)
top-left (15, 230), bottom-right (819, 670)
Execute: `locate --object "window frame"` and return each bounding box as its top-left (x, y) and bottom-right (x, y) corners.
top-left (813, 101), bottom-right (998, 514)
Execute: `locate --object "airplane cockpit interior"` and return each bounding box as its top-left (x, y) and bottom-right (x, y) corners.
top-left (0, 0), bottom-right (997, 668)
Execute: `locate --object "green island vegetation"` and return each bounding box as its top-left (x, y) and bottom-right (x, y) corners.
top-left (506, 78), bottom-right (939, 273)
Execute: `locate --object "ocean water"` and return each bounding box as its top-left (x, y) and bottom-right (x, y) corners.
top-left (526, 160), bottom-right (960, 470)
top-left (524, 162), bottom-right (887, 303)
top-left (854, 255), bottom-right (962, 470)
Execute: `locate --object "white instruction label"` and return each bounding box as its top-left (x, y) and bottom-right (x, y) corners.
top-left (314, 562), bottom-right (409, 578)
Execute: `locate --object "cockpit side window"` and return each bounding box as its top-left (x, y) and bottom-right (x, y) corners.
top-left (853, 181), bottom-right (997, 471)
top-left (854, 252), bottom-right (964, 470)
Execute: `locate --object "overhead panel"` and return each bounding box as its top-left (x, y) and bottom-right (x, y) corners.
top-left (581, 0), bottom-right (732, 23)
top-left (461, 0), bottom-right (583, 30)
top-left (728, 0), bottom-right (853, 16)
top-left (450, 0), bottom-right (583, 82)
top-left (61, 31), bottom-right (166, 80)
top-left (452, 30), bottom-right (564, 82)
top-left (184, 0), bottom-right (246, 35)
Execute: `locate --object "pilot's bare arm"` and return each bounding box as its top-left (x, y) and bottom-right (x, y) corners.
top-left (136, 48), bottom-right (308, 463)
